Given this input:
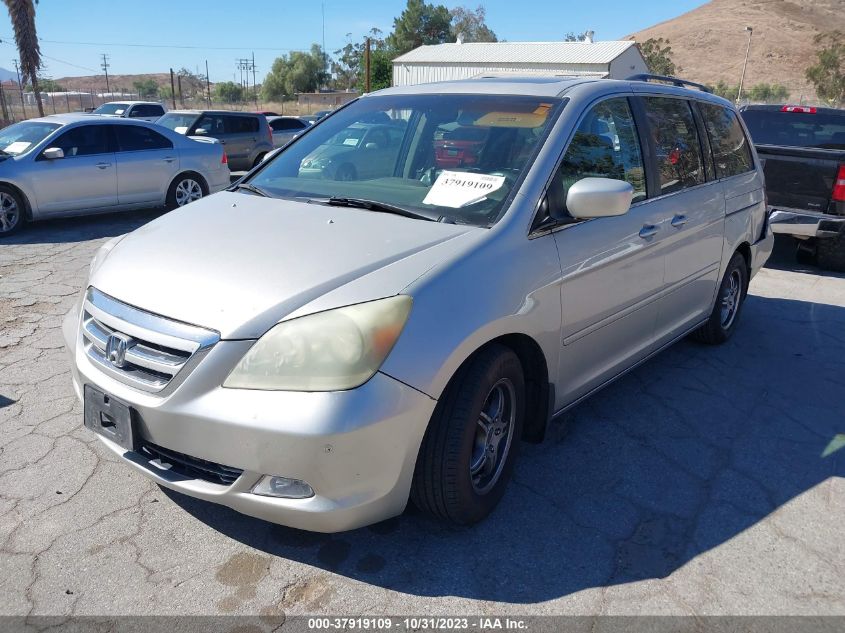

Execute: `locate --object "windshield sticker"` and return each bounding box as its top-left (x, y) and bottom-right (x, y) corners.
top-left (174, 126), bottom-right (189, 134)
top-left (4, 141), bottom-right (31, 153)
top-left (343, 137), bottom-right (359, 146)
top-left (423, 170), bottom-right (506, 208)
top-left (114, 109), bottom-right (125, 115)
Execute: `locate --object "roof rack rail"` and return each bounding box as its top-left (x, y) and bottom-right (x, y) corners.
top-left (626, 73), bottom-right (711, 93)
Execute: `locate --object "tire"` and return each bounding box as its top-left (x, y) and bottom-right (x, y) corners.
top-left (411, 344), bottom-right (525, 525)
top-left (0, 184), bottom-right (26, 237)
top-left (166, 173), bottom-right (207, 210)
top-left (815, 231), bottom-right (845, 272)
top-left (252, 153), bottom-right (267, 168)
top-left (334, 164), bottom-right (356, 181)
top-left (794, 238), bottom-right (817, 266)
top-left (691, 251), bottom-right (748, 345)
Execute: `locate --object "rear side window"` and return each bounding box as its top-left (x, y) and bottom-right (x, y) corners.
top-left (741, 109), bottom-right (845, 149)
top-left (271, 118), bottom-right (307, 131)
top-left (643, 97), bottom-right (705, 195)
top-left (115, 125), bottom-right (173, 152)
top-left (133, 104), bottom-right (165, 118)
top-left (195, 114), bottom-right (226, 136)
top-left (50, 125), bottom-right (111, 157)
top-left (225, 116), bottom-right (260, 134)
top-left (700, 104), bottom-right (754, 178)
top-left (556, 97), bottom-right (647, 205)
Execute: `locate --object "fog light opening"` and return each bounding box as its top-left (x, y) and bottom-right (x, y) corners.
top-left (252, 475), bottom-right (314, 499)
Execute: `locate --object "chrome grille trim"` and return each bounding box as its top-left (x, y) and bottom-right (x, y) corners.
top-left (82, 287), bottom-right (219, 394)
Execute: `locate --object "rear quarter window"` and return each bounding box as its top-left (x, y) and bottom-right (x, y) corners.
top-left (700, 103), bottom-right (754, 178)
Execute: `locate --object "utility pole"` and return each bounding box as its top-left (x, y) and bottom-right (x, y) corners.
top-left (252, 51), bottom-right (257, 106)
top-left (364, 38), bottom-right (371, 94)
top-left (13, 59), bottom-right (26, 118)
top-left (736, 26), bottom-right (753, 104)
top-left (0, 81), bottom-right (9, 122)
top-left (169, 68), bottom-right (177, 109)
top-left (177, 75), bottom-right (183, 108)
top-left (205, 60), bottom-right (212, 107)
top-left (100, 54), bottom-right (111, 95)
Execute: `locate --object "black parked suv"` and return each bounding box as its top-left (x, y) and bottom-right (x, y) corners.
top-left (156, 110), bottom-right (274, 171)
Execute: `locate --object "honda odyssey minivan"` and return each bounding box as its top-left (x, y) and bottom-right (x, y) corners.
top-left (64, 75), bottom-right (773, 532)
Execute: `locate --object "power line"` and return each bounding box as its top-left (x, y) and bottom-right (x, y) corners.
top-left (24, 36), bottom-right (312, 52)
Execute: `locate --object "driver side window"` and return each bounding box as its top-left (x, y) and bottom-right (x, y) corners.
top-left (548, 98), bottom-right (646, 219)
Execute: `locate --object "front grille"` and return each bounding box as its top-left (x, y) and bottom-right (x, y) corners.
top-left (81, 288), bottom-right (219, 393)
top-left (139, 441), bottom-right (243, 486)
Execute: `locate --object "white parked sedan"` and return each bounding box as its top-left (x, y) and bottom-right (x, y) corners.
top-left (267, 115), bottom-right (310, 148)
top-left (0, 114), bottom-right (230, 236)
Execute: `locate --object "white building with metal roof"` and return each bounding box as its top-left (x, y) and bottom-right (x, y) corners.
top-left (391, 40), bottom-right (648, 87)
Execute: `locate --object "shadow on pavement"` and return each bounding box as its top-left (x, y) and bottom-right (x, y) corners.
top-left (1, 208), bottom-right (166, 246)
top-left (765, 234), bottom-right (845, 279)
top-left (166, 292), bottom-right (845, 603)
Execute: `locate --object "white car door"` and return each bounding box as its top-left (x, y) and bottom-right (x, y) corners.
top-left (113, 124), bottom-right (178, 205)
top-left (32, 124), bottom-right (117, 214)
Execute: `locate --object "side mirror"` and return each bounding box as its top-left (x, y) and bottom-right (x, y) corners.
top-left (566, 177), bottom-right (633, 219)
top-left (364, 142), bottom-right (378, 150)
top-left (194, 128), bottom-right (208, 136)
top-left (42, 147), bottom-right (65, 160)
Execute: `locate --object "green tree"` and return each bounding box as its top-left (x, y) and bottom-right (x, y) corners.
top-left (450, 5), bottom-right (497, 43)
top-left (214, 81), bottom-right (243, 103)
top-left (132, 78), bottom-right (159, 98)
top-left (563, 32), bottom-right (587, 42)
top-left (387, 0), bottom-right (454, 56)
top-left (3, 0), bottom-right (44, 116)
top-left (709, 80), bottom-right (739, 101)
top-left (805, 31), bottom-right (844, 105)
top-left (747, 82), bottom-right (790, 103)
top-left (332, 29), bottom-right (393, 92)
top-left (177, 68), bottom-right (207, 98)
top-left (639, 37), bottom-right (679, 76)
top-left (262, 44), bottom-right (329, 101)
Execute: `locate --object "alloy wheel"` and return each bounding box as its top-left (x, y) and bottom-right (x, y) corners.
top-left (0, 192), bottom-right (20, 233)
top-left (719, 269), bottom-right (742, 329)
top-left (175, 179), bottom-right (203, 207)
top-left (469, 378), bottom-right (516, 495)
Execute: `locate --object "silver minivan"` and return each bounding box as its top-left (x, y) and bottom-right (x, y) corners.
top-left (64, 76), bottom-right (773, 532)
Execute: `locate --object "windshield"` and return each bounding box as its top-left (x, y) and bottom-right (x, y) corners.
top-left (247, 94), bottom-right (562, 227)
top-left (742, 109), bottom-right (845, 149)
top-left (157, 112), bottom-right (200, 135)
top-left (93, 103), bottom-right (129, 116)
top-left (0, 121), bottom-right (61, 155)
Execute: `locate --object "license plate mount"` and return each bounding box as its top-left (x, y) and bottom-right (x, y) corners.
top-left (84, 385), bottom-right (135, 451)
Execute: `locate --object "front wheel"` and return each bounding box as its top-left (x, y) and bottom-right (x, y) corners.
top-left (411, 344), bottom-right (525, 525)
top-left (691, 251), bottom-right (748, 345)
top-left (166, 174), bottom-right (206, 210)
top-left (0, 185), bottom-right (26, 237)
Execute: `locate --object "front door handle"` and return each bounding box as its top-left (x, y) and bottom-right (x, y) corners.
top-left (95, 162), bottom-right (111, 169)
top-left (671, 214), bottom-right (688, 228)
top-left (639, 224), bottom-right (659, 239)
top-left (163, 156), bottom-right (176, 163)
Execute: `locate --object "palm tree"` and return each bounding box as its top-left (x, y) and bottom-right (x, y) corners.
top-left (3, 0), bottom-right (44, 117)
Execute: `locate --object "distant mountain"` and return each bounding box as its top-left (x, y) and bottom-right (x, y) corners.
top-left (629, 0), bottom-right (845, 102)
top-left (0, 67), bottom-right (18, 83)
top-left (52, 72), bottom-right (173, 94)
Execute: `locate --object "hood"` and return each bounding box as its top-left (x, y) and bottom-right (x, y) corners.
top-left (91, 192), bottom-right (478, 339)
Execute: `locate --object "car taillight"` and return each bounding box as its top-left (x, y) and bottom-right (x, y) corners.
top-left (833, 164), bottom-right (845, 202)
top-left (267, 126), bottom-right (273, 144)
top-left (221, 150), bottom-right (228, 165)
top-left (781, 105), bottom-right (817, 114)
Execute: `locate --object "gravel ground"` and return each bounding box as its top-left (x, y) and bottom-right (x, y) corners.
top-left (1, 212), bottom-right (843, 618)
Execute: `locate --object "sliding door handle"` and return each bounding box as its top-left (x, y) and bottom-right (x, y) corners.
top-left (639, 224), bottom-right (659, 239)
top-left (671, 214), bottom-right (688, 228)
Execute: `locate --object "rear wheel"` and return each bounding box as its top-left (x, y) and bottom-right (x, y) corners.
top-left (166, 174), bottom-right (206, 210)
top-left (411, 344), bottom-right (525, 525)
top-left (253, 153), bottom-right (267, 168)
top-left (816, 231), bottom-right (845, 272)
top-left (0, 185), bottom-right (25, 237)
top-left (691, 251), bottom-right (748, 345)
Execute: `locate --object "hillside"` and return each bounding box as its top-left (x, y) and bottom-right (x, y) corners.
top-left (629, 0), bottom-right (845, 102)
top-left (52, 72), bottom-right (172, 94)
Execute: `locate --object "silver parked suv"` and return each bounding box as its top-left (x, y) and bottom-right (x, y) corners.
top-left (64, 75), bottom-right (773, 532)
top-left (156, 110), bottom-right (274, 171)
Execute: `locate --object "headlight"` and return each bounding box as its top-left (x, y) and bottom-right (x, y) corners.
top-left (89, 235), bottom-right (125, 277)
top-left (224, 295), bottom-right (412, 391)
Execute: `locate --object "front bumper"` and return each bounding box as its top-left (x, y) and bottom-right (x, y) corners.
top-left (769, 207), bottom-right (845, 239)
top-left (63, 303), bottom-right (435, 533)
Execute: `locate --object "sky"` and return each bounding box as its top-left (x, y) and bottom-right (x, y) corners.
top-left (0, 0), bottom-right (705, 84)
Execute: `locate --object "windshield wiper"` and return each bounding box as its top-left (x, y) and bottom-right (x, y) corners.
top-left (306, 196), bottom-right (437, 222)
top-left (230, 182), bottom-right (270, 197)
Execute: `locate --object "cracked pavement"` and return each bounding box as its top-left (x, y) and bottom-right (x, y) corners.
top-left (0, 212), bottom-right (843, 617)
